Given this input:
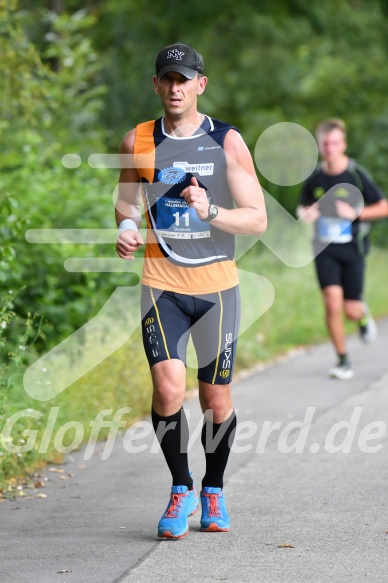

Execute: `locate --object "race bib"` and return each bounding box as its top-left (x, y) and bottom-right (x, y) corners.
top-left (317, 217), bottom-right (352, 243)
top-left (154, 197), bottom-right (211, 239)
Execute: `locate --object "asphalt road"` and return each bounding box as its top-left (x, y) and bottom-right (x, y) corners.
top-left (1, 320), bottom-right (387, 583)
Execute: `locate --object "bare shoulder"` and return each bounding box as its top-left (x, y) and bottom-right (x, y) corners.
top-left (224, 128), bottom-right (255, 173)
top-left (224, 129), bottom-right (250, 155)
top-left (119, 128), bottom-right (137, 154)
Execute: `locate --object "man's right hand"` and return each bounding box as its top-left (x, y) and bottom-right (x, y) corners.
top-left (116, 230), bottom-right (144, 260)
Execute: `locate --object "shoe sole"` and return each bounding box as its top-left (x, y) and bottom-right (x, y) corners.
top-left (200, 523), bottom-right (230, 532)
top-left (330, 372), bottom-right (354, 380)
top-left (158, 529), bottom-right (189, 539)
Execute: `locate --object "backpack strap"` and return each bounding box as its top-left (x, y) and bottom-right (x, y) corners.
top-left (347, 158), bottom-right (364, 193)
top-left (347, 158), bottom-right (371, 255)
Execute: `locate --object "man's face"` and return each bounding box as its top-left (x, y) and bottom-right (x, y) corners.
top-left (153, 71), bottom-right (207, 116)
top-left (318, 128), bottom-right (347, 163)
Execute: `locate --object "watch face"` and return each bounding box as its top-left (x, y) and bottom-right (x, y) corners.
top-left (209, 204), bottom-right (218, 219)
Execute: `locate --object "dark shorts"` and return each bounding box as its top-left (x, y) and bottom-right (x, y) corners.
top-left (141, 285), bottom-right (241, 384)
top-left (313, 244), bottom-right (364, 300)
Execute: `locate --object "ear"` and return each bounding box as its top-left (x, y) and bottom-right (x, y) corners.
top-left (153, 75), bottom-right (159, 95)
top-left (197, 75), bottom-right (208, 96)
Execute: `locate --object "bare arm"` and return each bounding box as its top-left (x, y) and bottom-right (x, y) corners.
top-left (328, 198), bottom-right (386, 222)
top-left (116, 129), bottom-right (144, 260)
top-left (297, 197), bottom-right (388, 223)
top-left (359, 198), bottom-right (388, 221)
top-left (180, 130), bottom-right (267, 237)
top-left (116, 129), bottom-right (142, 226)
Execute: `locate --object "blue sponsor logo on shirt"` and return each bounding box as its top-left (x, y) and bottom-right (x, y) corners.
top-left (158, 167), bottom-right (186, 185)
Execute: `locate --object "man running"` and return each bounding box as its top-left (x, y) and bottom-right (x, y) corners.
top-left (116, 42), bottom-right (266, 537)
top-left (298, 118), bottom-right (388, 380)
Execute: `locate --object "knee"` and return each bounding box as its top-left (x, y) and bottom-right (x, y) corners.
top-left (344, 302), bottom-right (363, 321)
top-left (323, 287), bottom-right (343, 317)
top-left (201, 394), bottom-right (233, 424)
top-left (151, 361), bottom-right (186, 414)
top-left (153, 382), bottom-right (182, 410)
top-left (324, 298), bottom-right (342, 317)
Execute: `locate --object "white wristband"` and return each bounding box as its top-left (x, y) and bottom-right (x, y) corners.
top-left (118, 218), bottom-right (138, 235)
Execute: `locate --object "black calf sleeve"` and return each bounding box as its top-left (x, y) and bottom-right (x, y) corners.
top-left (201, 411), bottom-right (237, 490)
top-left (151, 407), bottom-right (193, 488)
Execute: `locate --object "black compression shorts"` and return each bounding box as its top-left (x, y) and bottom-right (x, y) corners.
top-left (141, 285), bottom-right (241, 384)
top-left (314, 245), bottom-right (364, 300)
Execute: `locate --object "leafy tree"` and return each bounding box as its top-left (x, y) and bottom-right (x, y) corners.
top-left (0, 1), bottom-right (115, 354)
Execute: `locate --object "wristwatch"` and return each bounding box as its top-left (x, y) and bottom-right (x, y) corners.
top-left (203, 203), bottom-right (218, 222)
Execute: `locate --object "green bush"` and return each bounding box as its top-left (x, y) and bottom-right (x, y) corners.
top-left (0, 3), bottom-right (120, 352)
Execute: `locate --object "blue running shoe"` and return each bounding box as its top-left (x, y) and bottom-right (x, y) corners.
top-left (158, 485), bottom-right (198, 539)
top-left (200, 487), bottom-right (230, 532)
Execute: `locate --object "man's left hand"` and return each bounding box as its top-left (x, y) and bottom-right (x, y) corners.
top-left (180, 176), bottom-right (209, 220)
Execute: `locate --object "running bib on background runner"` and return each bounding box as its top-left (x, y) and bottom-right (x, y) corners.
top-left (317, 217), bottom-right (352, 243)
top-left (154, 197), bottom-right (211, 239)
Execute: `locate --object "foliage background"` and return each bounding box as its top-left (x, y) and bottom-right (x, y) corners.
top-left (1, 0), bottom-right (387, 489)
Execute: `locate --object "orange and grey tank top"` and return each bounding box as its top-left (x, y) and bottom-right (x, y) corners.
top-left (133, 115), bottom-right (239, 295)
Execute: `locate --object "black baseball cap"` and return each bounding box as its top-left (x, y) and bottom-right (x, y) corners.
top-left (155, 42), bottom-right (204, 80)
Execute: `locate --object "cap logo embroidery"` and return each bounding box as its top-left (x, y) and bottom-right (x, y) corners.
top-left (167, 49), bottom-right (185, 60)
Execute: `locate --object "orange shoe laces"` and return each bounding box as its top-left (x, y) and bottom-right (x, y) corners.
top-left (203, 492), bottom-right (221, 517)
top-left (164, 493), bottom-right (186, 518)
